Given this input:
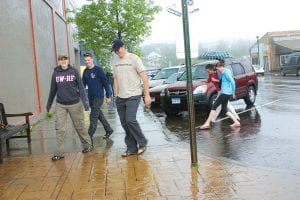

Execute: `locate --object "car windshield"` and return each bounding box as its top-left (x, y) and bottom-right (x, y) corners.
top-left (178, 64), bottom-right (208, 80)
top-left (164, 73), bottom-right (178, 84)
top-left (153, 68), bottom-right (179, 80)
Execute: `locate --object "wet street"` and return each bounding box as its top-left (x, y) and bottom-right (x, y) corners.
top-left (1, 74), bottom-right (300, 199)
top-left (151, 75), bottom-right (300, 172)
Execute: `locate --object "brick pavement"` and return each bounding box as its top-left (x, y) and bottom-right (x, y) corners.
top-left (0, 105), bottom-right (299, 200)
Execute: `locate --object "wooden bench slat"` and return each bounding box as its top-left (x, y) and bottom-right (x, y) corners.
top-left (0, 124), bottom-right (28, 139)
top-left (0, 103), bottom-right (32, 164)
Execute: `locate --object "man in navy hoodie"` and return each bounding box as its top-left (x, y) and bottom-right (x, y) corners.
top-left (46, 54), bottom-right (93, 161)
top-left (82, 52), bottom-right (113, 144)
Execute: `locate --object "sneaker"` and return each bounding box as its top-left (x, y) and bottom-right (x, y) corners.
top-left (103, 130), bottom-right (113, 139)
top-left (137, 146), bottom-right (147, 155)
top-left (51, 155), bottom-right (64, 161)
top-left (82, 145), bottom-right (93, 153)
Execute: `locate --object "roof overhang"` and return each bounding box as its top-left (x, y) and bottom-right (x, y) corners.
top-left (274, 39), bottom-right (300, 51)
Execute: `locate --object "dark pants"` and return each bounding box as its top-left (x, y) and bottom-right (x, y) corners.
top-left (116, 95), bottom-right (147, 153)
top-left (211, 93), bottom-right (231, 114)
top-left (88, 98), bottom-right (113, 139)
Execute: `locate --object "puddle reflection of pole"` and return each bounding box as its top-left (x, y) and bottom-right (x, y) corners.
top-left (190, 167), bottom-right (200, 198)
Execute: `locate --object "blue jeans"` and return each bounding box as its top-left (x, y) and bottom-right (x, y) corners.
top-left (88, 98), bottom-right (113, 139)
top-left (116, 95), bottom-right (147, 153)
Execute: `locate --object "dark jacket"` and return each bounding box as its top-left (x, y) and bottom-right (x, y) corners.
top-left (82, 66), bottom-right (111, 100)
top-left (46, 65), bottom-right (89, 112)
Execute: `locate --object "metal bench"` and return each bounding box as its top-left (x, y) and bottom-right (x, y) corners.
top-left (0, 103), bottom-right (33, 163)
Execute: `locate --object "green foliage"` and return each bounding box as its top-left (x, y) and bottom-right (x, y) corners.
top-left (70, 0), bottom-right (160, 68)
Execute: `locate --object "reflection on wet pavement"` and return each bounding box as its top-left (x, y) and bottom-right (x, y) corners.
top-left (152, 76), bottom-right (300, 172)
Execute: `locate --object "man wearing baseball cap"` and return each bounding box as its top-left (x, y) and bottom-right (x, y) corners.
top-left (111, 39), bottom-right (151, 157)
top-left (46, 54), bottom-right (93, 161)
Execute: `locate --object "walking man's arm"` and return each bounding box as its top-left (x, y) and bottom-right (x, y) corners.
top-left (139, 71), bottom-right (151, 106)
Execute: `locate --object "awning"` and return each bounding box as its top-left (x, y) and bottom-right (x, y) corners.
top-left (199, 51), bottom-right (233, 60)
top-left (274, 40), bottom-right (300, 51)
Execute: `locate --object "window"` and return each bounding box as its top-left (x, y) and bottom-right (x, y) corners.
top-left (231, 63), bottom-right (245, 76)
top-left (252, 56), bottom-right (259, 65)
top-left (179, 65), bottom-right (208, 80)
top-left (290, 56), bottom-right (297, 65)
top-left (297, 56), bottom-right (300, 65)
top-left (153, 68), bottom-right (179, 79)
top-left (280, 55), bottom-right (289, 65)
top-left (178, 67), bottom-right (186, 73)
top-left (193, 65), bottom-right (208, 79)
top-left (241, 61), bottom-right (254, 73)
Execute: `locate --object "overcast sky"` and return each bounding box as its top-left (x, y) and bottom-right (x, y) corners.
top-left (76, 0), bottom-right (300, 45)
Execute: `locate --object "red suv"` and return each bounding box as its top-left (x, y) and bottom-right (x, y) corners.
top-left (160, 59), bottom-right (258, 115)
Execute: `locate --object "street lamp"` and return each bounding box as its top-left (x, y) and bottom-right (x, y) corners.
top-left (256, 36), bottom-right (260, 66)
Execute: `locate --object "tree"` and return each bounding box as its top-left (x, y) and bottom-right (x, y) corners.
top-left (70, 0), bottom-right (160, 68)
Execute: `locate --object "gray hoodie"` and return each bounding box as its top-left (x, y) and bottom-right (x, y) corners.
top-left (46, 65), bottom-right (89, 112)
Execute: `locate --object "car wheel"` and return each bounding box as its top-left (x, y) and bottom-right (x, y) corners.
top-left (297, 68), bottom-right (300, 76)
top-left (244, 85), bottom-right (256, 106)
top-left (280, 69), bottom-right (286, 76)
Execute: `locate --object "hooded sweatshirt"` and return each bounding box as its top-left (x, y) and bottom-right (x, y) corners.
top-left (46, 65), bottom-right (89, 112)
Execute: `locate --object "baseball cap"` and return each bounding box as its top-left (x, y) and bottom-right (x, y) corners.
top-left (112, 39), bottom-right (124, 52)
top-left (83, 52), bottom-right (93, 57)
top-left (58, 54), bottom-right (68, 60)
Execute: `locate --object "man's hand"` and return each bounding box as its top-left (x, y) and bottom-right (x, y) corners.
top-left (106, 97), bottom-right (112, 104)
top-left (144, 95), bottom-right (151, 107)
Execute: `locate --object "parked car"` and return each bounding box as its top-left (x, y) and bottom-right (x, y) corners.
top-left (150, 71), bottom-right (184, 106)
top-left (253, 64), bottom-right (265, 76)
top-left (149, 65), bottom-right (185, 88)
top-left (146, 68), bottom-right (161, 80)
top-left (280, 52), bottom-right (300, 76)
top-left (160, 59), bottom-right (258, 115)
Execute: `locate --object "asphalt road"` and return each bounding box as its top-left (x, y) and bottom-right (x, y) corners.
top-left (151, 74), bottom-right (300, 172)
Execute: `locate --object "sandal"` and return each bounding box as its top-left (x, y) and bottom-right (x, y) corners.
top-left (199, 124), bottom-right (211, 130)
top-left (138, 146), bottom-right (147, 155)
top-left (121, 151), bottom-right (136, 157)
top-left (230, 123), bottom-right (240, 128)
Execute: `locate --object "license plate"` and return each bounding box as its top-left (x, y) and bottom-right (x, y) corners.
top-left (171, 98), bottom-right (181, 104)
top-left (151, 97), bottom-right (155, 102)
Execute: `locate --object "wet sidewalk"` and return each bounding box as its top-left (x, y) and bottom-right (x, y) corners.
top-left (0, 105), bottom-right (299, 200)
